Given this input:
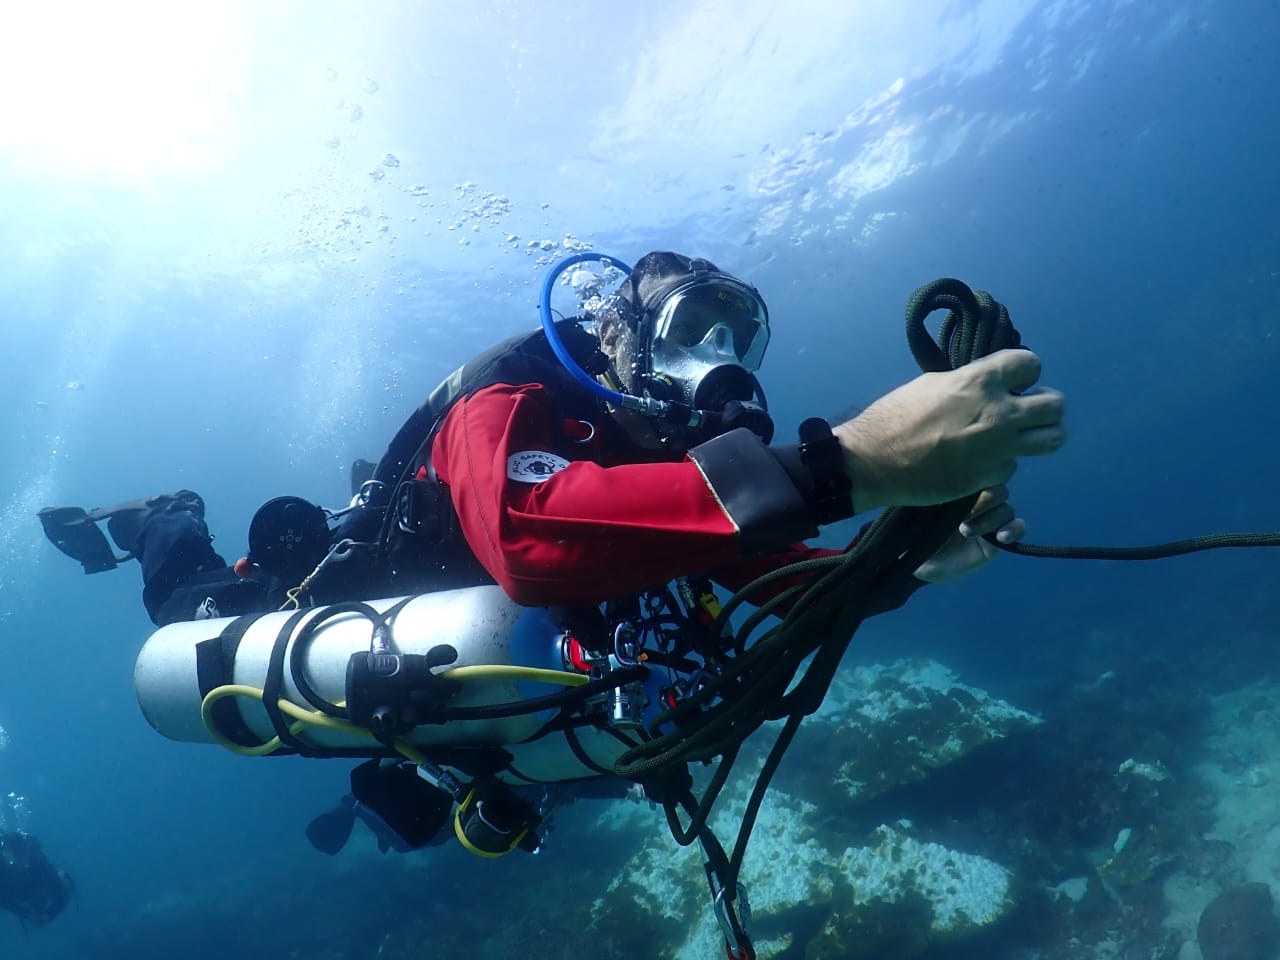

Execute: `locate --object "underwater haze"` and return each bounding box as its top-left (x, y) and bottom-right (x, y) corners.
top-left (2, 2), bottom-right (1279, 958)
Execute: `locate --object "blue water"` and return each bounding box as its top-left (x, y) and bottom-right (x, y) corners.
top-left (1, 2), bottom-right (1277, 957)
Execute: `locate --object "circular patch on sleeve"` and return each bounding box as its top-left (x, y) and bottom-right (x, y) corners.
top-left (507, 450), bottom-right (571, 483)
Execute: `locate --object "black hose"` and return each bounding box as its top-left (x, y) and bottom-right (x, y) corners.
top-left (417, 666), bottom-right (649, 723)
top-left (997, 532), bottom-right (1280, 560)
top-left (289, 601), bottom-right (386, 719)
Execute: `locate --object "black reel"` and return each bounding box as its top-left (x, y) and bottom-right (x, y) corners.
top-left (245, 496), bottom-right (331, 580)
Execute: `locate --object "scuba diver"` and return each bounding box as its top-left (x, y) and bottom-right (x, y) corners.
top-left (0, 830), bottom-right (73, 930)
top-left (40, 251), bottom-right (1065, 959)
top-left (41, 251), bottom-right (1063, 623)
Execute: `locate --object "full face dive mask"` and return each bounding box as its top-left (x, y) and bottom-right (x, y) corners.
top-left (638, 273), bottom-right (773, 442)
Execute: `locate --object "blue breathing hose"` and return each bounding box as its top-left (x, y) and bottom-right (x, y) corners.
top-left (539, 251), bottom-right (633, 405)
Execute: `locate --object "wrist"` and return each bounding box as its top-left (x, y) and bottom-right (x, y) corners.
top-left (832, 420), bottom-right (890, 514)
top-left (796, 418), bottom-right (855, 525)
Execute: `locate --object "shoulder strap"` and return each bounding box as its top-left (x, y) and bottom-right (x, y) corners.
top-left (372, 320), bottom-right (606, 493)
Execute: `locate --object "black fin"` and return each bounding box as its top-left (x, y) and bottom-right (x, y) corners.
top-left (305, 801), bottom-right (357, 856)
top-left (349, 760), bottom-right (453, 851)
top-left (37, 507), bottom-right (122, 574)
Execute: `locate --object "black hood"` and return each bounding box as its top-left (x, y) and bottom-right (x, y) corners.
top-left (617, 251), bottom-right (728, 326)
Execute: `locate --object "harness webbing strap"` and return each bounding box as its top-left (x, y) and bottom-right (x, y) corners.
top-left (194, 613), bottom-right (267, 749)
top-left (261, 609), bottom-right (319, 756)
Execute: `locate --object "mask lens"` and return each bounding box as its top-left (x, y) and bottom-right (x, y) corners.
top-left (657, 282), bottom-right (768, 369)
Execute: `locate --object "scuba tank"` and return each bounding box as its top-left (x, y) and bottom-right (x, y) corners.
top-left (133, 584), bottom-right (646, 785)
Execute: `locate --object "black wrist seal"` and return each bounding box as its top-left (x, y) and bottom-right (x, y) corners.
top-left (798, 418), bottom-right (854, 525)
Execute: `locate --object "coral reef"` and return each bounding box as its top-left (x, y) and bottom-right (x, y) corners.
top-left (31, 640), bottom-right (1280, 960)
top-left (585, 659), bottom-right (1033, 959)
top-left (810, 659), bottom-right (1043, 804)
top-left (590, 792), bottom-right (1018, 960)
top-left (1197, 883), bottom-right (1280, 960)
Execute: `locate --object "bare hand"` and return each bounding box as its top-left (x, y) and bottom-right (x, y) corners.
top-left (913, 485), bottom-right (1025, 583)
top-left (834, 349), bottom-right (1065, 513)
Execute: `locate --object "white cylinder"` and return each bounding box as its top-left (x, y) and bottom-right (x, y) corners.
top-left (133, 585), bottom-right (635, 782)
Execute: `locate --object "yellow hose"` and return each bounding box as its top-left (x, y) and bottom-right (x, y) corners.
top-left (201, 678), bottom-right (559, 859)
top-left (441, 664), bottom-right (588, 687)
top-left (199, 684), bottom-right (423, 763)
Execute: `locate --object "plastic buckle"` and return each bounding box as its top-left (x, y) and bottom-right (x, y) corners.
top-left (395, 478), bottom-right (452, 544)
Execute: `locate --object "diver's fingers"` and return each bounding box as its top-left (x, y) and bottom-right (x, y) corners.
top-left (966, 485), bottom-right (1010, 516)
top-left (959, 501), bottom-right (1015, 539)
top-left (1011, 388), bottom-right (1066, 431)
top-left (993, 517), bottom-right (1027, 544)
top-left (1013, 422), bottom-right (1067, 456)
top-left (981, 348), bottom-right (1043, 394)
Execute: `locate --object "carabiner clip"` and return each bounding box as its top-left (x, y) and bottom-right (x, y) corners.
top-left (706, 865), bottom-right (754, 960)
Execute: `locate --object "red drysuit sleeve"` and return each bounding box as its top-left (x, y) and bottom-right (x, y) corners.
top-left (431, 382), bottom-right (827, 606)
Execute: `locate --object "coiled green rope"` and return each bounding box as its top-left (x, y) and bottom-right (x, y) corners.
top-left (617, 276), bottom-right (1280, 914)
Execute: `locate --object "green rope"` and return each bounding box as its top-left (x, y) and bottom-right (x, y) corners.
top-left (624, 276), bottom-right (1280, 914)
top-left (617, 279), bottom-right (1016, 904)
top-left (998, 532), bottom-right (1280, 560)
top-left (910, 276), bottom-right (1280, 561)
